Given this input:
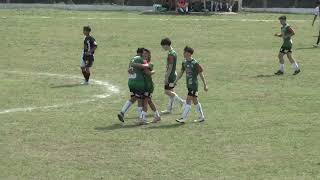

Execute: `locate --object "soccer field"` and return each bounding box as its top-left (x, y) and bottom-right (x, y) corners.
top-left (1, 9), bottom-right (320, 179)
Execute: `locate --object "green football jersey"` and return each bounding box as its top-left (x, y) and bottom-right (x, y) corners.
top-left (281, 24), bottom-right (293, 48)
top-left (128, 56), bottom-right (145, 91)
top-left (144, 62), bottom-right (154, 93)
top-left (182, 59), bottom-right (203, 91)
top-left (166, 49), bottom-right (177, 83)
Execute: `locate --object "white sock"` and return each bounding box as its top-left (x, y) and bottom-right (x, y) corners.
top-left (167, 96), bottom-right (174, 111)
top-left (137, 107), bottom-right (142, 117)
top-left (154, 110), bottom-right (160, 118)
top-left (182, 104), bottom-right (191, 119)
top-left (196, 103), bottom-right (204, 119)
top-left (121, 101), bottom-right (132, 114)
top-left (280, 64), bottom-right (285, 72)
top-left (174, 95), bottom-right (184, 104)
top-left (291, 62), bottom-right (299, 71)
top-left (140, 111), bottom-right (147, 121)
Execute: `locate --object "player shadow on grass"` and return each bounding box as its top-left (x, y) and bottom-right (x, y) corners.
top-left (51, 84), bottom-right (83, 88)
top-left (252, 74), bottom-right (276, 78)
top-left (95, 124), bottom-right (141, 131)
top-left (295, 46), bottom-right (317, 50)
top-left (94, 122), bottom-right (183, 131)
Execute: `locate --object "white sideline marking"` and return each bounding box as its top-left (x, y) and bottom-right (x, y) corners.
top-left (0, 71), bottom-right (119, 114)
top-left (1, 16), bottom-right (309, 22)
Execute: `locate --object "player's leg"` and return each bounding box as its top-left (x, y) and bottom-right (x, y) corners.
top-left (176, 89), bottom-right (193, 123)
top-left (138, 95), bottom-right (149, 125)
top-left (148, 96), bottom-right (161, 123)
top-left (286, 52), bottom-right (300, 75)
top-left (193, 95), bottom-right (205, 122)
top-left (162, 85), bottom-right (185, 114)
top-left (275, 50), bottom-right (285, 75)
top-left (314, 29), bottom-right (320, 47)
top-left (118, 92), bottom-right (137, 122)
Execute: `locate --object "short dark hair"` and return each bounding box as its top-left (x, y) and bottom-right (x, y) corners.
top-left (278, 16), bottom-right (287, 20)
top-left (161, 38), bottom-right (171, 46)
top-left (317, 0), bottom-right (320, 5)
top-left (143, 48), bottom-right (150, 54)
top-left (137, 48), bottom-right (144, 54)
top-left (83, 26), bottom-right (91, 32)
top-left (184, 46), bottom-right (194, 55)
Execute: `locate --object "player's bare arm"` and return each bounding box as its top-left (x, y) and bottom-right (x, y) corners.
top-left (174, 69), bottom-right (185, 85)
top-left (144, 69), bottom-right (155, 76)
top-left (199, 72), bottom-right (208, 92)
top-left (130, 62), bottom-right (149, 69)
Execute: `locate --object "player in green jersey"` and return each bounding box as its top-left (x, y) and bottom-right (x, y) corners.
top-left (118, 48), bottom-right (146, 123)
top-left (175, 46), bottom-right (208, 123)
top-left (274, 16), bottom-right (301, 76)
top-left (160, 38), bottom-right (185, 114)
top-left (142, 49), bottom-right (161, 123)
top-left (130, 49), bottom-right (162, 123)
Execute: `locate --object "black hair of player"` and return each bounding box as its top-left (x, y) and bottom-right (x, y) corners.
top-left (184, 46), bottom-right (194, 55)
top-left (278, 16), bottom-right (287, 20)
top-left (137, 48), bottom-right (144, 55)
top-left (83, 26), bottom-right (91, 32)
top-left (161, 38), bottom-right (171, 46)
top-left (143, 48), bottom-right (150, 53)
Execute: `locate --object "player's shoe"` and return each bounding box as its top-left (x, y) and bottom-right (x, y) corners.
top-left (293, 69), bottom-right (301, 75)
top-left (161, 110), bottom-right (172, 115)
top-left (80, 80), bottom-right (89, 85)
top-left (274, 70), bottom-right (284, 75)
top-left (152, 116), bottom-right (161, 123)
top-left (313, 44), bottom-right (320, 48)
top-left (176, 117), bottom-right (186, 124)
top-left (137, 119), bottom-right (149, 126)
top-left (117, 112), bottom-right (124, 122)
top-left (194, 117), bottom-right (205, 123)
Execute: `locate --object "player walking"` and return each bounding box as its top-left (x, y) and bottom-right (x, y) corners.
top-left (175, 46), bottom-right (208, 123)
top-left (274, 16), bottom-right (301, 76)
top-left (160, 38), bottom-right (185, 114)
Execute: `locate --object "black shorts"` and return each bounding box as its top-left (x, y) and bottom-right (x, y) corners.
top-left (188, 89), bottom-right (198, 97)
top-left (82, 55), bottom-right (94, 67)
top-left (279, 46), bottom-right (292, 54)
top-left (130, 89), bottom-right (145, 99)
top-left (164, 82), bottom-right (175, 90)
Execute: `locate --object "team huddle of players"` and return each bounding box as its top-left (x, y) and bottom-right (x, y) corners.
top-left (78, 8), bottom-right (320, 124)
top-left (117, 38), bottom-right (208, 125)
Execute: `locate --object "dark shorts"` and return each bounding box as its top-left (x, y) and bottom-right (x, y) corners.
top-left (164, 82), bottom-right (175, 90)
top-left (279, 46), bottom-right (292, 54)
top-left (130, 89), bottom-right (145, 99)
top-left (82, 55), bottom-right (94, 67)
top-left (188, 89), bottom-right (198, 97)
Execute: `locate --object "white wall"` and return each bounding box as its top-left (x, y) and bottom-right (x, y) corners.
top-left (0, 3), bottom-right (153, 11)
top-left (243, 8), bottom-right (314, 14)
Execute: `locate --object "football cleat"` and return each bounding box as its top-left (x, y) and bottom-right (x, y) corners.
top-left (293, 69), bottom-right (301, 75)
top-left (176, 117), bottom-right (186, 124)
top-left (274, 70), bottom-right (284, 75)
top-left (161, 110), bottom-right (172, 115)
top-left (117, 112), bottom-right (124, 123)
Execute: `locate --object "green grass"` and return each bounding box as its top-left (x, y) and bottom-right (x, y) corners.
top-left (1, 9), bottom-right (320, 179)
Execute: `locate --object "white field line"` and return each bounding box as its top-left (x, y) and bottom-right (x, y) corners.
top-left (0, 71), bottom-right (119, 114)
top-left (0, 15), bottom-right (309, 22)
